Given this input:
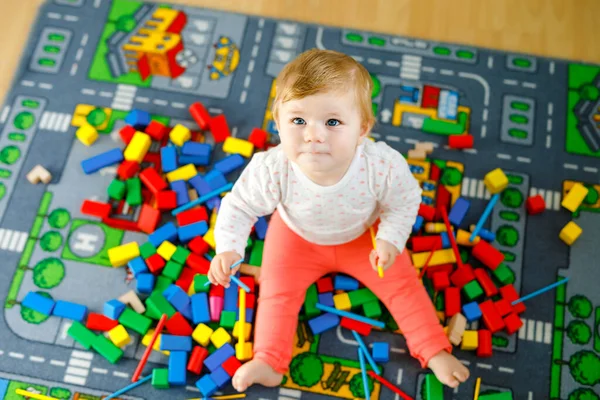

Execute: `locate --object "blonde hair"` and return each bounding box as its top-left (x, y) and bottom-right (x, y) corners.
top-left (272, 49), bottom-right (375, 131)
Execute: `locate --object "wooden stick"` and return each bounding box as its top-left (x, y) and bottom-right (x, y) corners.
top-left (131, 314), bottom-right (167, 382)
top-left (367, 370), bottom-right (413, 400)
top-left (369, 226), bottom-right (384, 278)
top-left (15, 390), bottom-right (59, 400)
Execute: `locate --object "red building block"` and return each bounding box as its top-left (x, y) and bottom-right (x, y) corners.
top-left (239, 277), bottom-right (255, 293)
top-left (176, 206), bottom-right (209, 226)
top-left (189, 102), bottom-right (211, 130)
top-left (316, 277), bottom-right (334, 293)
top-left (209, 114), bottom-right (230, 142)
top-left (425, 263), bottom-right (454, 279)
top-left (188, 236), bottom-right (210, 255)
top-left (117, 160), bottom-right (140, 180)
top-left (435, 185), bottom-right (451, 220)
top-left (499, 284), bottom-right (526, 314)
top-left (176, 267), bottom-right (196, 292)
top-left (476, 329), bottom-right (492, 358)
top-left (503, 313), bottom-right (523, 335)
top-left (450, 264), bottom-right (475, 288)
top-left (119, 125), bottom-right (136, 144)
top-left (418, 204), bottom-right (436, 221)
top-left (479, 300), bottom-right (505, 333)
top-left (139, 167), bottom-right (168, 194)
top-left (444, 287), bottom-right (461, 317)
top-left (186, 253), bottom-right (210, 274)
top-left (474, 268), bottom-right (498, 297)
top-left (187, 346), bottom-right (209, 374)
top-left (526, 195), bottom-right (545, 215)
top-left (209, 285), bottom-right (225, 297)
top-left (156, 190), bottom-right (177, 210)
top-left (248, 127), bottom-right (268, 149)
top-left (422, 85), bottom-right (441, 108)
top-left (81, 200), bottom-right (111, 219)
top-left (340, 317), bottom-right (372, 336)
top-left (448, 134), bottom-right (474, 149)
top-left (430, 163), bottom-right (441, 181)
top-left (222, 356), bottom-right (242, 377)
top-left (86, 313), bottom-right (119, 331)
top-left (432, 271), bottom-right (450, 291)
top-left (239, 293), bottom-right (256, 309)
top-left (411, 235), bottom-right (442, 252)
top-left (137, 204), bottom-right (161, 234)
top-left (494, 298), bottom-right (513, 317)
top-left (145, 120), bottom-right (169, 141)
top-left (146, 253), bottom-right (166, 274)
top-left (472, 240), bottom-right (504, 270)
top-left (165, 312), bottom-right (194, 336)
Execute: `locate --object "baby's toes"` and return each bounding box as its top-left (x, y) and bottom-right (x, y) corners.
top-left (437, 371), bottom-right (459, 388)
top-left (453, 368), bottom-right (469, 383)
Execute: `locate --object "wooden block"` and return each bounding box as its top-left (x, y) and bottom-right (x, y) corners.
top-left (118, 290), bottom-right (146, 314)
top-left (407, 149), bottom-right (427, 160)
top-left (446, 313), bottom-right (467, 346)
top-left (26, 165), bottom-right (52, 184)
top-left (415, 141), bottom-right (434, 153)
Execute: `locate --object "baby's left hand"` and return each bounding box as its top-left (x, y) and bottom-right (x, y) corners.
top-left (369, 239), bottom-right (398, 271)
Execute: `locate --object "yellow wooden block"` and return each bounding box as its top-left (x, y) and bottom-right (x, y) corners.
top-left (210, 327), bottom-right (232, 348)
top-left (166, 164), bottom-right (197, 182)
top-left (559, 221), bottom-right (582, 246)
top-left (235, 342), bottom-right (253, 361)
top-left (233, 321), bottom-right (252, 341)
top-left (561, 183), bottom-right (588, 212)
top-left (425, 223), bottom-right (447, 233)
top-left (203, 228), bottom-right (216, 249)
top-left (443, 326), bottom-right (449, 336)
top-left (142, 329), bottom-right (169, 355)
top-left (483, 168), bottom-right (508, 194)
top-left (223, 137), bottom-right (254, 158)
top-left (157, 241), bottom-right (177, 260)
top-left (415, 141), bottom-right (435, 154)
top-left (456, 229), bottom-right (479, 246)
top-left (407, 149), bottom-right (427, 160)
top-left (461, 330), bottom-right (478, 350)
top-left (436, 311), bottom-right (445, 322)
top-left (76, 123), bottom-right (98, 146)
top-left (188, 281), bottom-right (196, 295)
top-left (124, 131), bottom-right (151, 163)
top-left (333, 293), bottom-right (351, 311)
top-left (170, 124), bottom-right (191, 146)
top-left (192, 323), bottom-right (214, 346)
top-left (210, 209), bottom-right (218, 228)
top-left (411, 249), bottom-right (456, 268)
top-left (108, 242), bottom-right (140, 267)
top-left (108, 324), bottom-right (131, 347)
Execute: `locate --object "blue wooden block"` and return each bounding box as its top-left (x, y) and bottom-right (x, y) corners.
top-left (448, 197), bottom-right (470, 227)
top-left (318, 292), bottom-right (335, 307)
top-left (214, 154), bottom-right (244, 175)
top-left (223, 279), bottom-right (239, 311)
top-left (235, 307), bottom-right (254, 323)
top-left (210, 367), bottom-right (231, 388)
top-left (161, 146), bottom-right (178, 173)
top-left (179, 155), bottom-right (210, 166)
top-left (188, 174), bottom-right (212, 196)
top-left (191, 293), bottom-right (210, 324)
top-left (196, 374), bottom-right (218, 396)
top-left (440, 232), bottom-right (451, 249)
top-left (164, 285), bottom-right (191, 313)
top-left (372, 342), bottom-right (389, 363)
top-left (205, 197), bottom-right (220, 211)
top-left (81, 148), bottom-right (123, 175)
top-left (478, 228), bottom-right (495, 242)
top-left (178, 221), bottom-right (209, 242)
top-left (308, 312), bottom-right (340, 335)
top-left (204, 170), bottom-right (228, 190)
top-left (182, 142), bottom-right (211, 165)
top-left (180, 302), bottom-right (193, 321)
top-left (334, 275), bottom-right (359, 291)
top-left (53, 301), bottom-right (87, 322)
top-left (128, 257), bottom-right (148, 277)
top-left (0, 377), bottom-right (8, 399)
top-left (149, 222), bottom-right (178, 247)
top-left (462, 301), bottom-right (482, 322)
top-left (170, 180), bottom-right (190, 206)
top-left (254, 217), bottom-right (268, 240)
top-left (136, 273), bottom-right (155, 294)
top-left (124, 109), bottom-right (151, 130)
top-left (104, 299), bottom-right (125, 320)
top-left (168, 351), bottom-right (188, 386)
top-left (161, 335), bottom-right (192, 352)
top-left (22, 291), bottom-right (55, 315)
top-left (412, 215), bottom-right (424, 234)
top-left (204, 343), bottom-right (235, 372)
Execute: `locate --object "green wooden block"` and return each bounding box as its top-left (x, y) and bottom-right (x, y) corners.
top-left (219, 310), bottom-right (237, 329)
top-left (478, 392), bottom-right (513, 400)
top-left (303, 284), bottom-right (319, 318)
top-left (119, 308), bottom-right (153, 335)
top-left (144, 305), bottom-right (162, 321)
top-left (246, 237), bottom-right (253, 249)
top-left (146, 292), bottom-right (176, 319)
top-left (463, 280), bottom-right (484, 301)
top-left (140, 242), bottom-right (157, 259)
top-left (425, 374), bottom-right (444, 399)
top-left (107, 179), bottom-right (126, 200)
top-left (194, 274), bottom-right (210, 293)
top-left (92, 335), bottom-right (123, 364)
top-left (154, 276), bottom-right (173, 293)
top-left (152, 368), bottom-right (170, 389)
top-left (126, 177), bottom-right (142, 206)
top-left (363, 300), bottom-right (382, 319)
top-left (162, 260), bottom-right (183, 281)
top-left (249, 240), bottom-right (264, 266)
top-left (348, 288), bottom-right (377, 307)
top-left (171, 246), bottom-right (190, 265)
top-left (493, 263), bottom-right (515, 285)
top-left (67, 321), bottom-right (97, 350)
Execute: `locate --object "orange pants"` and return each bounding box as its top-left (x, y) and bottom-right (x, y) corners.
top-left (253, 211), bottom-right (451, 373)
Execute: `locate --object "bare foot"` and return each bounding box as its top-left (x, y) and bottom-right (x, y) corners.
top-left (232, 359), bottom-right (283, 392)
top-left (427, 350), bottom-right (470, 388)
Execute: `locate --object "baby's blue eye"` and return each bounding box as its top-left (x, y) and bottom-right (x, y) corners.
top-left (327, 119), bottom-right (340, 126)
top-left (292, 118), bottom-right (306, 125)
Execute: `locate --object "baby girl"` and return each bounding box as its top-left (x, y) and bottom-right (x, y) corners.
top-left (209, 48), bottom-right (469, 392)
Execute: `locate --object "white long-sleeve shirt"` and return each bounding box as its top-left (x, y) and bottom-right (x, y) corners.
top-left (214, 139), bottom-right (423, 259)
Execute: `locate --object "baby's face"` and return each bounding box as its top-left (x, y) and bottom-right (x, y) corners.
top-left (276, 89), bottom-right (367, 178)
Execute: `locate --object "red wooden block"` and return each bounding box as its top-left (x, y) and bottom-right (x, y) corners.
top-left (411, 235), bottom-right (442, 252)
top-left (425, 263), bottom-right (454, 279)
top-left (239, 293), bottom-right (256, 309)
top-left (448, 134), bottom-right (474, 149)
top-left (222, 356), bottom-right (242, 377)
top-left (119, 125), bottom-right (136, 144)
top-left (146, 253), bottom-right (166, 274)
top-left (450, 264), bottom-right (475, 288)
top-left (430, 163), bottom-right (441, 181)
top-left (494, 298), bottom-right (513, 317)
top-left (86, 313), bottom-right (119, 331)
top-left (422, 85), bottom-right (440, 108)
top-left (81, 200), bottom-right (111, 218)
top-left (209, 114), bottom-right (230, 142)
top-left (117, 160), bottom-right (140, 180)
top-left (137, 204), bottom-right (160, 234)
top-left (187, 346), bottom-right (209, 374)
top-left (103, 217), bottom-right (140, 232)
top-left (499, 284), bottom-right (526, 314)
top-left (340, 317), bottom-right (372, 336)
top-left (176, 267), bottom-right (196, 292)
top-left (479, 300), bottom-right (505, 333)
top-left (188, 236), bottom-right (210, 255)
top-left (418, 204), bottom-right (436, 221)
top-left (316, 277), bottom-right (334, 293)
top-left (476, 329), bottom-right (492, 357)
top-left (186, 253), bottom-right (210, 274)
top-left (176, 206), bottom-right (209, 226)
top-left (189, 102), bottom-right (211, 130)
top-left (156, 190), bottom-right (177, 210)
top-left (209, 285), bottom-right (224, 297)
top-left (239, 277), bottom-right (255, 293)
top-left (432, 271), bottom-right (450, 291)
top-left (503, 312), bottom-right (523, 335)
top-left (472, 240), bottom-right (504, 270)
top-left (474, 268), bottom-right (498, 297)
top-left (248, 127), bottom-right (268, 149)
top-left (435, 185), bottom-right (451, 219)
top-left (165, 312), bottom-right (194, 336)
top-left (526, 195), bottom-right (545, 215)
top-left (139, 167), bottom-right (168, 194)
top-left (444, 287), bottom-right (461, 317)
top-left (145, 120), bottom-right (169, 141)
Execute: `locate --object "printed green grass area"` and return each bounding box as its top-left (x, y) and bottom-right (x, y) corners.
top-left (566, 64), bottom-right (600, 158)
top-left (61, 219), bottom-right (124, 267)
top-left (5, 381), bottom-right (48, 400)
top-left (550, 277), bottom-right (567, 398)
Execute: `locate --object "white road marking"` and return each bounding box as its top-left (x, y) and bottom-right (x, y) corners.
top-left (135, 97), bottom-right (149, 103)
top-left (476, 363), bottom-right (492, 369)
top-left (0, 230), bottom-right (28, 252)
top-left (252, 45), bottom-right (259, 58)
top-left (386, 60), bottom-right (400, 68)
top-left (497, 153), bottom-right (511, 160)
top-left (113, 371), bottom-right (129, 378)
top-left (22, 80), bottom-right (35, 87)
top-left (464, 148), bottom-right (477, 154)
top-left (548, 102), bottom-right (553, 116)
top-left (517, 157), bottom-right (531, 163)
top-left (503, 79), bottom-right (518, 86)
top-left (546, 135), bottom-right (551, 148)
top-left (461, 178), bottom-right (470, 196)
top-left (39, 83), bottom-right (53, 90)
top-left (70, 64), bottom-right (78, 76)
top-left (65, 350), bottom-right (93, 386)
top-left (400, 72), bottom-right (419, 80)
top-left (254, 30), bottom-right (262, 43)
top-left (1, 106), bottom-right (11, 124)
top-left (564, 163), bottom-right (578, 170)
top-left (240, 90), bottom-right (248, 104)
top-left (75, 48), bottom-right (84, 61)
top-left (545, 191), bottom-right (553, 209)
top-left (440, 69), bottom-right (454, 76)
top-left (499, 367), bottom-right (514, 374)
top-left (248, 59), bottom-right (255, 73)
top-left (544, 322), bottom-right (552, 344)
top-left (367, 58), bottom-right (382, 65)
top-left (528, 392), bottom-right (533, 400)
top-left (153, 99), bottom-right (167, 106)
top-left (584, 166), bottom-right (598, 173)
top-left (208, 108), bottom-right (222, 114)
top-left (422, 66), bottom-right (436, 73)
top-left (92, 368), bottom-right (108, 374)
top-left (487, 56), bottom-right (493, 69)
top-left (536, 320), bottom-right (544, 342)
top-left (549, 61), bottom-right (555, 75)
top-left (186, 386), bottom-right (200, 392)
top-left (64, 15), bottom-right (79, 22)
top-left (9, 352), bottom-right (24, 359)
top-left (48, 12), bottom-right (61, 19)
top-left (554, 192), bottom-right (561, 210)
top-left (385, 135), bottom-right (400, 142)
top-left (81, 33), bottom-right (88, 46)
top-left (51, 360), bottom-right (66, 367)
top-left (482, 108), bottom-right (488, 122)
top-left (519, 318), bottom-right (527, 339)
top-left (172, 102), bottom-right (185, 109)
top-left (99, 91), bottom-right (113, 98)
top-left (81, 88), bottom-right (95, 95)
top-left (69, 358), bottom-right (91, 368)
top-left (231, 126), bottom-right (238, 137)
top-left (94, 0), bottom-right (101, 8)
top-left (66, 367), bottom-right (89, 377)
top-left (64, 376), bottom-right (86, 385)
top-left (477, 180), bottom-right (485, 198)
top-left (547, 119), bottom-right (552, 132)
top-left (527, 319), bottom-right (535, 341)
top-left (279, 388), bottom-right (301, 398)
top-left (460, 359), bottom-right (471, 366)
top-left (244, 75), bottom-right (251, 88)
top-left (523, 82), bottom-right (536, 89)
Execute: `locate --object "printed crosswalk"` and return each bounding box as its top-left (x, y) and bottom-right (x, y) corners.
top-left (400, 55), bottom-right (422, 80)
top-left (0, 229), bottom-right (28, 252)
top-left (461, 178), bottom-right (492, 200)
top-left (111, 84), bottom-right (137, 111)
top-left (278, 387), bottom-right (302, 400)
top-left (39, 111), bottom-right (71, 132)
top-left (0, 106), bottom-right (10, 124)
top-left (64, 350), bottom-right (93, 386)
top-left (518, 318), bottom-right (552, 344)
top-left (529, 188), bottom-right (561, 211)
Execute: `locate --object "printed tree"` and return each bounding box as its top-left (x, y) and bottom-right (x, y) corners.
top-left (583, 185), bottom-right (598, 205)
top-left (289, 352), bottom-right (324, 387)
top-left (0, 145), bottom-right (21, 165)
top-left (20, 291), bottom-right (53, 324)
top-left (49, 387), bottom-right (72, 399)
top-left (567, 320), bottom-right (592, 345)
top-left (568, 295), bottom-right (593, 319)
top-left (40, 231), bottom-right (63, 252)
top-left (569, 388), bottom-right (599, 400)
top-left (48, 208), bottom-right (71, 229)
top-left (33, 257), bottom-right (65, 289)
top-left (496, 225), bottom-right (519, 247)
top-left (348, 372), bottom-right (374, 399)
top-left (555, 350), bottom-right (600, 386)
top-left (501, 188), bottom-right (523, 208)
top-left (440, 167), bottom-right (462, 187)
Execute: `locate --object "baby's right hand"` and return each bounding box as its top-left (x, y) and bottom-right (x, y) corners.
top-left (208, 251), bottom-right (242, 288)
